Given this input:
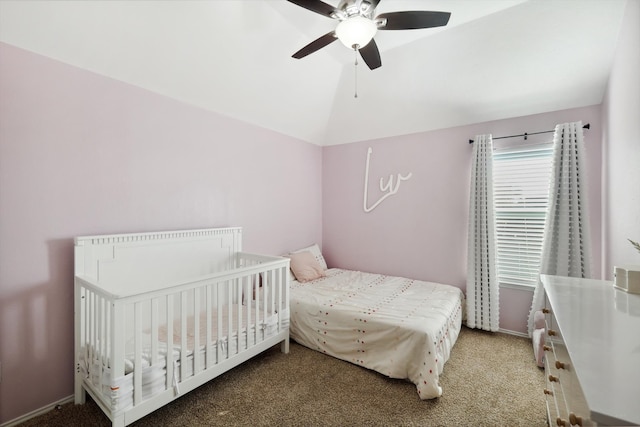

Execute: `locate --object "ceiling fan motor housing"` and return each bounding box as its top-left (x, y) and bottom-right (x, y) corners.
top-left (335, 0), bottom-right (376, 19)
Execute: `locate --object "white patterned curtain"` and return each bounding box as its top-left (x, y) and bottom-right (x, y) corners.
top-left (467, 134), bottom-right (500, 331)
top-left (528, 121), bottom-right (592, 335)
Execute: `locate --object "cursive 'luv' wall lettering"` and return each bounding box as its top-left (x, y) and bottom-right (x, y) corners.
top-left (363, 147), bottom-right (412, 213)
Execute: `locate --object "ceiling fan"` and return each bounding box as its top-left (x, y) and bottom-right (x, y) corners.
top-left (287, 0), bottom-right (451, 70)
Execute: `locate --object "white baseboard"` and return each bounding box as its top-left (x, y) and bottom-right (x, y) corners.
top-left (0, 395), bottom-right (74, 427)
top-left (498, 328), bottom-right (529, 338)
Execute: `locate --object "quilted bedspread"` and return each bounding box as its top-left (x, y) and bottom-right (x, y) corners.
top-left (290, 268), bottom-right (464, 399)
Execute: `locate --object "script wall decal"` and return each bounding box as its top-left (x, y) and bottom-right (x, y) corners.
top-left (363, 147), bottom-right (412, 213)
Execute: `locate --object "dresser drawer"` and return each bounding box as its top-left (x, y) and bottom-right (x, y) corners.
top-left (543, 303), bottom-right (594, 427)
top-left (544, 307), bottom-right (568, 426)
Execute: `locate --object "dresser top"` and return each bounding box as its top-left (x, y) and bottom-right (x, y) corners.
top-left (541, 274), bottom-right (640, 426)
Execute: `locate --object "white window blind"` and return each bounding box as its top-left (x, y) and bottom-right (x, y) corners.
top-left (493, 143), bottom-right (553, 288)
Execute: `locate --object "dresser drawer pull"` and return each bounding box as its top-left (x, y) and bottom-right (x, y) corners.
top-left (556, 417), bottom-right (568, 426)
top-left (548, 329), bottom-right (558, 336)
top-left (543, 345), bottom-right (551, 352)
top-left (569, 413), bottom-right (583, 426)
top-left (555, 360), bottom-right (568, 370)
top-left (542, 308), bottom-right (550, 314)
top-left (548, 374), bottom-right (559, 382)
top-left (543, 388), bottom-right (553, 396)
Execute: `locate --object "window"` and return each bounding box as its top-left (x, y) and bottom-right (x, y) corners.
top-left (493, 143), bottom-right (553, 289)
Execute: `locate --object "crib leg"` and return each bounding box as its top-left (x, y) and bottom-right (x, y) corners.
top-left (112, 413), bottom-right (125, 427)
top-left (74, 368), bottom-right (86, 404)
top-left (280, 337), bottom-right (290, 354)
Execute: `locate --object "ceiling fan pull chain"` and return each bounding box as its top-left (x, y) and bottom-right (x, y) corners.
top-left (354, 47), bottom-right (358, 98)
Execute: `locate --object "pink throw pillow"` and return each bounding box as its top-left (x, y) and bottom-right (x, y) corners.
top-left (289, 251), bottom-right (325, 283)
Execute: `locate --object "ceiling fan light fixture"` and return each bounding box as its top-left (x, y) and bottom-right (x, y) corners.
top-left (335, 15), bottom-right (377, 49)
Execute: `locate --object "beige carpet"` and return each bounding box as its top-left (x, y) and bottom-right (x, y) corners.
top-left (19, 327), bottom-right (546, 426)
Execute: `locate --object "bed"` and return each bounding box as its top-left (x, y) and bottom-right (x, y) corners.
top-left (286, 244), bottom-right (464, 399)
top-left (74, 227), bottom-right (290, 427)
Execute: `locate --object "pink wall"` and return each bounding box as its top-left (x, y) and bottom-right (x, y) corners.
top-left (322, 105), bottom-right (603, 334)
top-left (0, 42), bottom-right (322, 424)
top-left (602, 0), bottom-right (640, 277)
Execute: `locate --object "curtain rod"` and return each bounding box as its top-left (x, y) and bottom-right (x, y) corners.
top-left (468, 123), bottom-right (590, 144)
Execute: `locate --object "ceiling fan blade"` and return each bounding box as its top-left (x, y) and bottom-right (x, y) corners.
top-left (359, 39), bottom-right (382, 70)
top-left (286, 0), bottom-right (339, 19)
top-left (376, 11), bottom-right (451, 30)
top-left (292, 32), bottom-right (338, 59)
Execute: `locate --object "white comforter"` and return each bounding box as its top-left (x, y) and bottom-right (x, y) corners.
top-left (290, 268), bottom-right (464, 399)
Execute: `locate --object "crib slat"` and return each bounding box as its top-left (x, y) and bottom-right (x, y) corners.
top-left (151, 298), bottom-right (159, 367)
top-left (89, 292), bottom-right (96, 366)
top-left (236, 277), bottom-right (242, 353)
top-left (269, 269), bottom-right (275, 323)
top-left (259, 272), bottom-right (264, 342)
top-left (205, 284), bottom-right (213, 369)
top-left (180, 291), bottom-right (188, 382)
top-left (254, 273), bottom-right (259, 344)
top-left (96, 294), bottom-right (102, 364)
top-left (88, 290), bottom-right (95, 386)
top-left (96, 294), bottom-right (102, 369)
top-left (193, 288), bottom-right (201, 375)
top-left (74, 283), bottom-right (86, 404)
top-left (227, 280), bottom-right (232, 358)
top-left (82, 289), bottom-right (88, 366)
top-left (105, 297), bottom-right (112, 367)
top-left (165, 294), bottom-right (175, 392)
top-left (277, 268), bottom-right (283, 331)
top-left (98, 295), bottom-right (106, 376)
top-left (263, 272), bottom-right (267, 339)
top-left (217, 282), bottom-right (223, 362)
top-left (133, 301), bottom-right (143, 405)
top-left (111, 301), bottom-right (125, 386)
top-left (245, 275), bottom-right (251, 350)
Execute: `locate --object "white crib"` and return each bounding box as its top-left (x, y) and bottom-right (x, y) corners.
top-left (74, 227), bottom-right (290, 426)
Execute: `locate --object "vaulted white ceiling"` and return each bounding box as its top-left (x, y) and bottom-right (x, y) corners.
top-left (0, 0), bottom-right (628, 145)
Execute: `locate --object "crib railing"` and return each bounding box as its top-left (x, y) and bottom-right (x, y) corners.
top-left (74, 253), bottom-right (289, 425)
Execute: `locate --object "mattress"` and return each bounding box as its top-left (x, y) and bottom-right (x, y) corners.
top-left (290, 268), bottom-right (464, 399)
top-left (79, 303), bottom-right (288, 412)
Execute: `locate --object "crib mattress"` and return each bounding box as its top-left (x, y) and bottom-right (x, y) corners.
top-left (290, 268), bottom-right (464, 399)
top-left (81, 326), bottom-right (271, 411)
top-left (80, 303), bottom-right (286, 412)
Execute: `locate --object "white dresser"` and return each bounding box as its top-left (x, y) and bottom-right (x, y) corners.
top-left (541, 274), bottom-right (640, 426)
